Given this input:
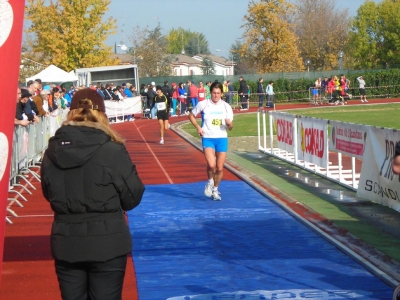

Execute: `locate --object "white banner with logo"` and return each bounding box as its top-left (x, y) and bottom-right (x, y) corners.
top-left (329, 121), bottom-right (367, 159)
top-left (105, 96), bottom-right (142, 118)
top-left (297, 117), bottom-right (328, 168)
top-left (357, 126), bottom-right (400, 212)
top-left (271, 112), bottom-right (296, 153)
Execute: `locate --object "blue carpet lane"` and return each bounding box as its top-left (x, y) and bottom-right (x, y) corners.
top-left (127, 181), bottom-right (393, 300)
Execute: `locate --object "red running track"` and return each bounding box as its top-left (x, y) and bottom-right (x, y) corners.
top-left (1, 98), bottom-right (399, 299)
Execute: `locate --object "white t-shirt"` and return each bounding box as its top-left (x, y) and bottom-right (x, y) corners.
top-left (191, 99), bottom-right (234, 138)
top-left (357, 77), bottom-right (365, 89)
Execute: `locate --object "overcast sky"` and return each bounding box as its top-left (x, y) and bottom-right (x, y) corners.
top-left (105, 0), bottom-right (381, 56)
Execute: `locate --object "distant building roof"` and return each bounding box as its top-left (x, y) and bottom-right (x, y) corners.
top-left (193, 54), bottom-right (234, 66)
top-left (169, 54), bottom-right (202, 66)
top-left (111, 53), bottom-right (135, 64)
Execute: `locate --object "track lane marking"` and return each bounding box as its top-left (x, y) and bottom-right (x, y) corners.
top-left (134, 123), bottom-right (173, 184)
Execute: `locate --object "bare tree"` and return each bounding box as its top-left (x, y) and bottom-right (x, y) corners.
top-left (293, 0), bottom-right (350, 70)
top-left (128, 25), bottom-right (172, 77)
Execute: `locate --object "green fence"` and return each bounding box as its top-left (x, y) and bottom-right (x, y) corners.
top-left (141, 68), bottom-right (400, 103)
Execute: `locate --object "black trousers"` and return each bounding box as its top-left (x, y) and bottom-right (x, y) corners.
top-left (240, 95), bottom-right (248, 109)
top-left (55, 255), bottom-right (127, 300)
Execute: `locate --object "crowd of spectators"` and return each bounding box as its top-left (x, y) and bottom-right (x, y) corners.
top-left (15, 79), bottom-right (76, 127)
top-left (139, 79), bottom-right (239, 118)
top-left (310, 74), bottom-right (368, 106)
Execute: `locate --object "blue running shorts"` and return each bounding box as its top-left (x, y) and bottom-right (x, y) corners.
top-left (202, 138), bottom-right (228, 153)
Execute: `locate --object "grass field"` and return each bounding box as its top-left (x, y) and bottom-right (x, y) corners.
top-left (181, 103), bottom-right (400, 137)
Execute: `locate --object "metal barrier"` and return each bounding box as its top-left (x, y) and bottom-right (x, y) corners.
top-left (257, 110), bottom-right (360, 192)
top-left (6, 109), bottom-right (68, 224)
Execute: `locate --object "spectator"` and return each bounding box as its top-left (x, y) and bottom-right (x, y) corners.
top-left (223, 80), bottom-right (229, 101)
top-left (16, 89), bottom-right (40, 124)
top-left (40, 90), bottom-right (52, 115)
top-left (32, 88), bottom-right (47, 117)
top-left (103, 84), bottom-right (113, 100)
top-left (185, 80), bottom-right (192, 111)
top-left (226, 80), bottom-right (234, 105)
top-left (238, 76), bottom-right (249, 110)
top-left (198, 81), bottom-right (206, 102)
top-left (170, 83), bottom-right (178, 117)
top-left (146, 84), bottom-right (157, 119)
top-left (124, 83), bottom-right (133, 97)
top-left (130, 85), bottom-right (138, 97)
top-left (40, 88), bottom-right (144, 300)
top-left (14, 87), bottom-right (30, 127)
top-left (96, 82), bottom-right (105, 99)
top-left (35, 78), bottom-right (43, 95)
top-left (257, 77), bottom-right (264, 108)
top-left (161, 80), bottom-right (172, 109)
top-left (205, 81), bottom-right (212, 100)
top-left (178, 82), bottom-right (187, 115)
top-left (266, 81), bottom-right (274, 107)
top-left (190, 81), bottom-right (199, 108)
top-left (321, 77), bottom-right (329, 101)
top-left (357, 76), bottom-right (368, 103)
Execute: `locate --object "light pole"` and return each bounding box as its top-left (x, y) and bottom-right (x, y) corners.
top-left (338, 50), bottom-right (344, 72)
top-left (216, 49), bottom-right (234, 75)
top-left (305, 59), bottom-right (311, 72)
top-left (181, 29), bottom-right (185, 55)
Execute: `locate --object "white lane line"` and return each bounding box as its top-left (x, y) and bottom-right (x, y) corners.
top-left (134, 123), bottom-right (174, 184)
top-left (18, 214), bottom-right (54, 218)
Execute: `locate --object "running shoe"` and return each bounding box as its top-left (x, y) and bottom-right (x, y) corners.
top-left (159, 139), bottom-right (164, 145)
top-left (212, 190), bottom-right (221, 201)
top-left (361, 100), bottom-right (365, 102)
top-left (204, 182), bottom-right (213, 197)
top-left (365, 99), bottom-right (368, 102)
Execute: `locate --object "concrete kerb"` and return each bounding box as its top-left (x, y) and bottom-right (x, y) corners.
top-left (171, 120), bottom-right (400, 288)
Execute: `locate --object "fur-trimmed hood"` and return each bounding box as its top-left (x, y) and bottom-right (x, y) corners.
top-left (46, 121), bottom-right (112, 169)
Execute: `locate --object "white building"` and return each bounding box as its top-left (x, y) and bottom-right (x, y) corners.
top-left (172, 54), bottom-right (234, 76)
top-left (112, 53), bottom-right (234, 76)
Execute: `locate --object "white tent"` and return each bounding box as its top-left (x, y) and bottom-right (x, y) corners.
top-left (25, 64), bottom-right (78, 83)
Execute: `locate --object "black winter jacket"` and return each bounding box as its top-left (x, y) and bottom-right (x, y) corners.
top-left (41, 121), bottom-right (145, 263)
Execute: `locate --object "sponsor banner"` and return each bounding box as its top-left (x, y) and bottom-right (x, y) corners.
top-left (357, 127), bottom-right (400, 212)
top-left (271, 112), bottom-right (296, 153)
top-left (167, 289), bottom-right (370, 299)
top-left (329, 121), bottom-right (368, 159)
top-left (104, 96), bottom-right (142, 117)
top-left (0, 0), bottom-right (26, 279)
top-left (297, 117), bottom-right (328, 168)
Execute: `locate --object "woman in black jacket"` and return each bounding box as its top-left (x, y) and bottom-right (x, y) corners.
top-left (41, 88), bottom-right (145, 300)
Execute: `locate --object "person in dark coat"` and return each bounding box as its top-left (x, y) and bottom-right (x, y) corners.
top-left (40, 88), bottom-right (145, 300)
top-left (257, 77), bottom-right (265, 108)
top-left (238, 76), bottom-right (249, 110)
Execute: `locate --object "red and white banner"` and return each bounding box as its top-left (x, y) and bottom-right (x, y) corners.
top-left (357, 126), bottom-right (400, 212)
top-left (271, 112), bottom-right (296, 153)
top-left (297, 117), bottom-right (328, 168)
top-left (0, 0), bottom-right (26, 279)
top-left (329, 121), bottom-right (367, 160)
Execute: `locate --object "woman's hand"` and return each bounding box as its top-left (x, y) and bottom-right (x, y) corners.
top-left (197, 126), bottom-right (205, 136)
top-left (225, 119), bottom-right (233, 130)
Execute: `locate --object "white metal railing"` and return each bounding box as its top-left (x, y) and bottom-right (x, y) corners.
top-left (257, 110), bottom-right (361, 191)
top-left (6, 109), bottom-right (68, 224)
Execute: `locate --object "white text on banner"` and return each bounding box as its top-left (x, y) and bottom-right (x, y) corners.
top-left (329, 121), bottom-right (367, 160)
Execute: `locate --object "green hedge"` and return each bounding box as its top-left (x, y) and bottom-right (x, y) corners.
top-left (232, 69), bottom-right (400, 102)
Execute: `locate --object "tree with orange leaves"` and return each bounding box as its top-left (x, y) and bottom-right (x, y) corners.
top-left (25, 0), bottom-right (119, 72)
top-left (240, 0), bottom-right (304, 73)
